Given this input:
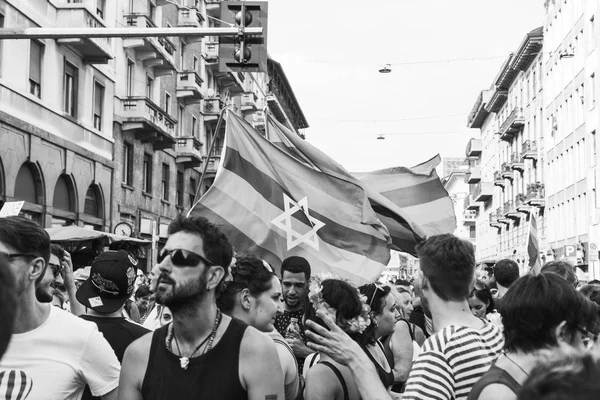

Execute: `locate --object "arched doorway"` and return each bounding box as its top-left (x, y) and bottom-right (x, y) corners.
top-left (82, 184), bottom-right (104, 230)
top-left (52, 174), bottom-right (77, 227)
top-left (14, 162), bottom-right (44, 224)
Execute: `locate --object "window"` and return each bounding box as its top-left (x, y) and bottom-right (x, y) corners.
top-left (96, 0), bottom-right (105, 19)
top-left (123, 143), bottom-right (133, 185)
top-left (143, 154), bottom-right (152, 194)
top-left (593, 130), bottom-right (597, 158)
top-left (63, 61), bottom-right (78, 117)
top-left (193, 55), bottom-right (198, 72)
top-left (146, 75), bottom-right (154, 100)
top-left (591, 73), bottom-right (596, 107)
top-left (180, 41), bottom-right (186, 70)
top-left (189, 177), bottom-right (197, 207)
top-left (29, 40), bottom-right (43, 98)
top-left (178, 104), bottom-right (184, 136)
top-left (165, 92), bottom-right (171, 115)
top-left (93, 81), bottom-right (104, 131)
top-left (148, 1), bottom-right (156, 22)
top-left (161, 163), bottom-right (170, 201)
top-left (191, 116), bottom-right (197, 137)
top-left (126, 59), bottom-right (134, 97)
top-left (176, 170), bottom-right (184, 207)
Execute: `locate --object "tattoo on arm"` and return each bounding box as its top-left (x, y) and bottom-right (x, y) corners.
top-left (265, 396), bottom-right (277, 400)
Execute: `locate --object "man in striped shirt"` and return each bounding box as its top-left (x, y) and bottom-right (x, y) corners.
top-left (403, 234), bottom-right (504, 400)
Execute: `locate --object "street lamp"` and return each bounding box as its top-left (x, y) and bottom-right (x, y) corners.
top-left (377, 134), bottom-right (385, 140)
top-left (378, 64), bottom-right (392, 74)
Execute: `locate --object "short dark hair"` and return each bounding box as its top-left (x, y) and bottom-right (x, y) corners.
top-left (218, 254), bottom-right (276, 313)
top-left (135, 284), bottom-right (151, 299)
top-left (579, 284), bottom-right (600, 307)
top-left (358, 283), bottom-right (391, 346)
top-left (502, 274), bottom-right (599, 354)
top-left (588, 279), bottom-right (600, 285)
top-left (0, 216), bottom-right (51, 264)
top-left (493, 259), bottom-right (520, 288)
top-left (416, 234), bottom-right (475, 301)
top-left (0, 252), bottom-right (17, 359)
top-left (394, 279), bottom-right (411, 287)
top-left (518, 346), bottom-right (600, 400)
top-left (51, 244), bottom-right (65, 260)
top-left (168, 215), bottom-right (233, 271)
top-left (305, 279), bottom-right (362, 339)
top-left (281, 256), bottom-right (311, 281)
top-left (541, 261), bottom-right (577, 287)
top-left (478, 264), bottom-right (494, 278)
top-left (470, 280), bottom-right (495, 314)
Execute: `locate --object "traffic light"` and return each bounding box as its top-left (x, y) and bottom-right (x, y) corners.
top-left (218, 1), bottom-right (268, 73)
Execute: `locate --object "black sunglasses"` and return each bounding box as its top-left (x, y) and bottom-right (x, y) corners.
top-left (157, 248), bottom-right (215, 268)
top-left (49, 263), bottom-right (63, 278)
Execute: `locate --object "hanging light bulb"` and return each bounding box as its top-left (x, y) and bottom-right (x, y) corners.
top-left (378, 64), bottom-right (392, 73)
top-left (377, 134), bottom-right (385, 140)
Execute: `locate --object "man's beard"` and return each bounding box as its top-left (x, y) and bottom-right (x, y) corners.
top-left (154, 270), bottom-right (209, 312)
top-left (35, 283), bottom-right (54, 303)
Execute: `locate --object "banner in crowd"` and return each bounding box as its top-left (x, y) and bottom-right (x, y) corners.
top-left (189, 112), bottom-right (394, 283)
top-left (265, 116), bottom-right (427, 255)
top-left (528, 210), bottom-right (542, 275)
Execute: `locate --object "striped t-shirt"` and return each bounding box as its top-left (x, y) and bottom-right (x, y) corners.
top-left (402, 320), bottom-right (504, 400)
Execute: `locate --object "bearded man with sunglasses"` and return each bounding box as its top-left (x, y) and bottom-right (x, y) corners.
top-left (119, 216), bottom-right (284, 400)
top-left (0, 216), bottom-right (120, 400)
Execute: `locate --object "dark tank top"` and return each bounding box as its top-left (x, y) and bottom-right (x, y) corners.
top-left (141, 318), bottom-right (249, 400)
top-left (467, 364), bottom-right (521, 400)
top-left (361, 341), bottom-right (395, 389)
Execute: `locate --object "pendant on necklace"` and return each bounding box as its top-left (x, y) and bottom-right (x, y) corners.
top-left (179, 356), bottom-right (189, 370)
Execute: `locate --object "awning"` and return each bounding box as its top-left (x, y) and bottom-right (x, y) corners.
top-left (45, 226), bottom-right (150, 244)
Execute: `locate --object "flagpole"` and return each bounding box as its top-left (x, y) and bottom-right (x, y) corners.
top-left (188, 102), bottom-right (228, 217)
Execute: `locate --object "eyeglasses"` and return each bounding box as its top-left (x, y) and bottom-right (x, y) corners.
top-left (368, 283), bottom-right (385, 307)
top-left (575, 326), bottom-right (599, 349)
top-left (157, 248), bottom-right (215, 268)
top-left (49, 263), bottom-right (63, 278)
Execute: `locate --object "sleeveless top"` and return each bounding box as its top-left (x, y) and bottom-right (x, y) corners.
top-left (467, 364), bottom-right (521, 400)
top-left (320, 361), bottom-right (350, 400)
top-left (141, 318), bottom-right (249, 400)
top-left (272, 336), bottom-right (301, 400)
top-left (362, 340), bottom-right (395, 389)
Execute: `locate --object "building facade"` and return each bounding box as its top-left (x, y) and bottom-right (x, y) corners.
top-left (0, 0), bottom-right (307, 270)
top-left (442, 160), bottom-right (477, 248)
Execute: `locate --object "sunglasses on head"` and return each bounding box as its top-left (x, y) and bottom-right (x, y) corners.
top-left (157, 248), bottom-right (215, 268)
top-left (368, 283), bottom-right (385, 307)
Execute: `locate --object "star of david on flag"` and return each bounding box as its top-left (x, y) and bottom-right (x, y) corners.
top-left (271, 194), bottom-right (325, 251)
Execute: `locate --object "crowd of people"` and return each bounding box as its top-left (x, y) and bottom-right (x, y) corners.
top-left (1, 214), bottom-right (600, 400)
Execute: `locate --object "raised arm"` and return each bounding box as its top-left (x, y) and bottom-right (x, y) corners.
top-left (240, 328), bottom-right (285, 400)
top-left (304, 310), bottom-right (393, 400)
top-left (61, 250), bottom-right (85, 316)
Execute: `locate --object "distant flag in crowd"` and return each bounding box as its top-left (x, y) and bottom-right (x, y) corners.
top-left (265, 116), bottom-right (427, 255)
top-left (355, 155), bottom-right (457, 238)
top-left (527, 210), bottom-right (542, 275)
top-left (189, 112), bottom-right (393, 283)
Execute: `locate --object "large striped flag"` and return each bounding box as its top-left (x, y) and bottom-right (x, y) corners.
top-left (527, 210), bottom-right (542, 275)
top-left (265, 116), bottom-right (427, 255)
top-left (355, 155), bottom-right (457, 238)
top-left (190, 112), bottom-right (393, 283)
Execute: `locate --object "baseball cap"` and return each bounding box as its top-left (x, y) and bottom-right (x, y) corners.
top-left (76, 250), bottom-right (138, 313)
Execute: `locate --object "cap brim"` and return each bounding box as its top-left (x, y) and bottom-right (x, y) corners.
top-left (76, 279), bottom-right (128, 314)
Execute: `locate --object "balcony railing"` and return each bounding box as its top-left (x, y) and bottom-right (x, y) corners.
top-left (177, 71), bottom-right (204, 102)
top-left (499, 106), bottom-right (524, 141)
top-left (522, 140), bottom-right (538, 160)
top-left (175, 136), bottom-right (203, 168)
top-left (466, 138), bottom-right (482, 158)
top-left (123, 14), bottom-right (176, 75)
top-left (203, 41), bottom-right (219, 63)
top-left (504, 200), bottom-right (520, 219)
top-left (466, 167), bottom-right (481, 184)
top-left (493, 171), bottom-right (505, 188)
top-left (501, 163), bottom-right (514, 180)
top-left (121, 97), bottom-right (177, 150)
top-left (515, 193), bottom-right (532, 212)
top-left (489, 212), bottom-right (502, 228)
top-left (510, 153), bottom-right (524, 171)
top-left (465, 195), bottom-right (479, 211)
top-left (178, 7), bottom-right (204, 27)
top-left (240, 93), bottom-right (259, 113)
top-left (526, 184), bottom-right (545, 207)
top-left (202, 98), bottom-right (224, 115)
top-left (473, 182), bottom-right (493, 202)
top-left (55, 4), bottom-right (113, 63)
top-left (464, 209), bottom-right (477, 224)
top-left (497, 207), bottom-right (510, 225)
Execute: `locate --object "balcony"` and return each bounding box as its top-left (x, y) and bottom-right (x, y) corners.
top-left (515, 193), bottom-right (532, 213)
top-left (252, 112), bottom-right (266, 135)
top-left (122, 14), bottom-right (176, 77)
top-left (175, 136), bottom-right (203, 168)
top-left (522, 140), bottom-right (538, 160)
top-left (121, 97), bottom-right (177, 150)
top-left (497, 207), bottom-right (511, 225)
top-left (464, 210), bottom-right (477, 225)
top-left (504, 200), bottom-right (521, 220)
top-left (501, 163), bottom-right (514, 180)
top-left (464, 195), bottom-right (480, 211)
top-left (214, 71), bottom-right (244, 96)
top-left (465, 138), bottom-right (483, 158)
top-left (203, 41), bottom-right (219, 64)
top-left (466, 167), bottom-right (481, 184)
top-left (493, 171), bottom-right (505, 188)
top-left (202, 98), bottom-right (224, 121)
top-left (473, 182), bottom-right (493, 202)
top-left (178, 7), bottom-right (204, 27)
top-left (489, 212), bottom-right (502, 229)
top-left (206, 0), bottom-right (221, 17)
top-left (498, 106), bottom-right (524, 141)
top-left (177, 71), bottom-right (204, 104)
top-left (55, 4), bottom-right (113, 64)
top-left (510, 153), bottom-right (524, 172)
top-left (526, 184), bottom-right (545, 208)
top-left (240, 92), bottom-right (259, 114)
